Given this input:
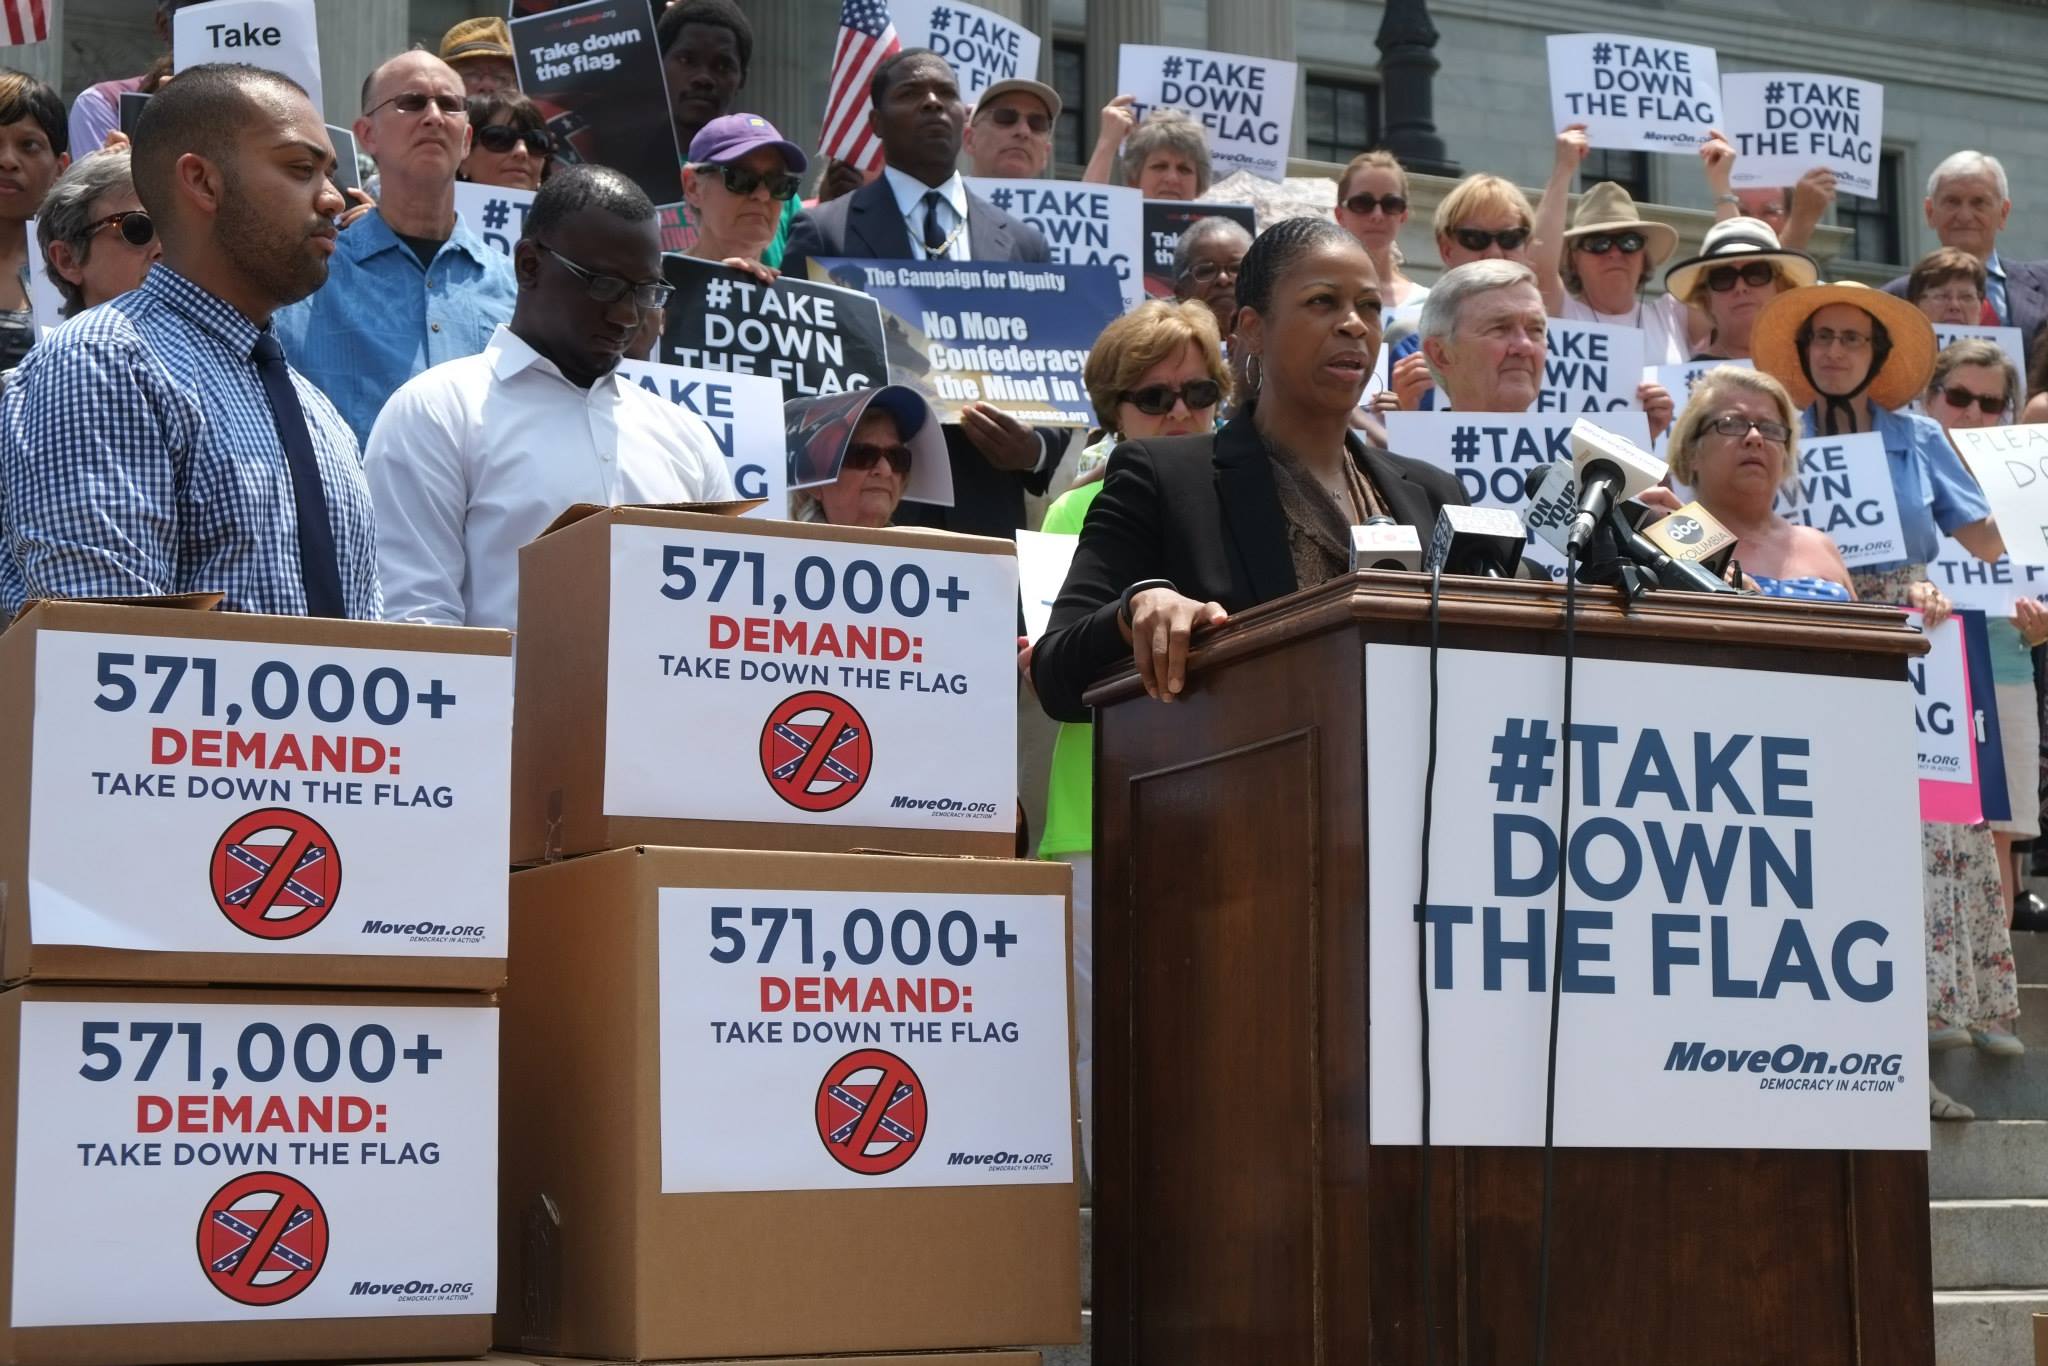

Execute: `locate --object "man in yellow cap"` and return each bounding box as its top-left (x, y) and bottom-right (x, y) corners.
top-left (440, 17), bottom-right (518, 98)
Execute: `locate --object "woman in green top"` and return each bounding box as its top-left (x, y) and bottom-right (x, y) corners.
top-left (1032, 299), bottom-right (1231, 1165)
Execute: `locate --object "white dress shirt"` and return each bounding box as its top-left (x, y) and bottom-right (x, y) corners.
top-left (883, 165), bottom-right (972, 261)
top-left (365, 326), bottom-right (736, 630)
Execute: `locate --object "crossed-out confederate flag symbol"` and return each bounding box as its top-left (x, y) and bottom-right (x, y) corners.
top-left (760, 691), bottom-right (873, 813)
top-left (208, 808), bottom-right (343, 939)
top-left (197, 1172), bottom-right (330, 1306)
top-left (815, 1048), bottom-right (927, 1176)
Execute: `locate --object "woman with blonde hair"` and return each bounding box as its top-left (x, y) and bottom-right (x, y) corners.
top-left (1334, 150), bottom-right (1426, 316)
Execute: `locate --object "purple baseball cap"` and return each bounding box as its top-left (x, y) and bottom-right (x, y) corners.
top-left (687, 113), bottom-right (810, 174)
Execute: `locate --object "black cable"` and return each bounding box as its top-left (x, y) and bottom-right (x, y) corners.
top-left (1412, 562), bottom-right (1446, 1366)
top-left (1534, 545), bottom-right (1582, 1365)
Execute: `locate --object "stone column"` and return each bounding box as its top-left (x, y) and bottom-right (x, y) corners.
top-left (1376, 0), bottom-right (1457, 177)
top-left (747, 0), bottom-right (832, 170)
top-left (315, 0), bottom-right (406, 126)
top-left (1085, 0), bottom-right (1160, 163)
top-left (1019, 0), bottom-right (1053, 85)
top-left (1209, 0), bottom-right (1300, 160)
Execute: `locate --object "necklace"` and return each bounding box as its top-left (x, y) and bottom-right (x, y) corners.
top-left (919, 216), bottom-right (968, 261)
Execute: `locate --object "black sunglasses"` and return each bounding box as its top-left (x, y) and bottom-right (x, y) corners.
top-left (1938, 385), bottom-right (2008, 416)
top-left (1706, 262), bottom-right (1778, 292)
top-left (1343, 193), bottom-right (1407, 217)
top-left (843, 441), bottom-right (912, 476)
top-left (702, 163), bottom-right (801, 201)
top-left (1451, 226), bottom-right (1530, 252)
top-left (539, 244), bottom-right (674, 308)
top-left (366, 90), bottom-right (468, 118)
top-left (476, 123), bottom-right (550, 157)
top-left (984, 105), bottom-right (1051, 134)
top-left (1121, 380), bottom-right (1222, 416)
top-left (1577, 231), bottom-right (1646, 255)
top-left (83, 210), bottom-right (153, 248)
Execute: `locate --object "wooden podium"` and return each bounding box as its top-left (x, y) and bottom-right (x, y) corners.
top-left (1087, 572), bottom-right (1935, 1365)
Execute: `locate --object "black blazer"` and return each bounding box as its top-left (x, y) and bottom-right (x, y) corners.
top-left (1030, 413), bottom-right (1472, 722)
top-left (784, 177), bottom-right (1057, 540)
top-left (1883, 255), bottom-right (2048, 360)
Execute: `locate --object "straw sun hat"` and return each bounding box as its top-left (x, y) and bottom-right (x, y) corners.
top-left (1751, 280), bottom-right (1938, 410)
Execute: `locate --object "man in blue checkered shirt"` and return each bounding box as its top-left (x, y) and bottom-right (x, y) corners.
top-left (0, 64), bottom-right (380, 620)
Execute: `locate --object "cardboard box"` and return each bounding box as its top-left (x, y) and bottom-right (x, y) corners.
top-left (0, 599), bottom-right (513, 989)
top-left (2036, 1310), bottom-right (2048, 1365)
top-left (511, 506), bottom-right (1019, 864)
top-left (500, 846), bottom-right (1079, 1361)
top-left (453, 1354), bottom-right (1042, 1366)
top-left (0, 982), bottom-right (496, 1365)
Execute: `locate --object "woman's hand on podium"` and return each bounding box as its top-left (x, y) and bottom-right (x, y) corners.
top-left (1121, 587), bottom-right (1228, 702)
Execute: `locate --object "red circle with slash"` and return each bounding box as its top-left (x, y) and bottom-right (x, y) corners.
top-left (760, 691), bottom-right (873, 813)
top-left (816, 1048), bottom-right (928, 1175)
top-left (196, 1171), bottom-right (329, 1306)
top-left (209, 808), bottom-right (343, 940)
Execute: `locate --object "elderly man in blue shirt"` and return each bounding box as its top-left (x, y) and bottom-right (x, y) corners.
top-left (273, 49), bottom-right (515, 447)
top-left (1, 64), bottom-right (379, 619)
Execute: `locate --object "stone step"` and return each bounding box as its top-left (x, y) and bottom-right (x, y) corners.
top-left (1931, 986), bottom-right (2048, 1120)
top-left (2015, 927), bottom-right (2048, 984)
top-left (1932, 1198), bottom-right (2048, 1289)
top-left (1037, 1307), bottom-right (1090, 1366)
top-left (1931, 1120), bottom-right (2048, 1199)
top-left (1934, 1288), bottom-right (2048, 1366)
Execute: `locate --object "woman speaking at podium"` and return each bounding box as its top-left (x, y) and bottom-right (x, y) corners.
top-left (1031, 218), bottom-right (1472, 722)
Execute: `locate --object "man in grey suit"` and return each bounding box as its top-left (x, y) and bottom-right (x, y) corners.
top-left (783, 48), bottom-right (1060, 540)
top-left (1883, 151), bottom-right (2048, 360)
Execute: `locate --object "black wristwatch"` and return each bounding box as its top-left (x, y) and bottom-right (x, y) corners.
top-left (1118, 578), bottom-right (1178, 630)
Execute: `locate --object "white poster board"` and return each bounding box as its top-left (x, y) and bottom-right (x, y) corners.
top-left (965, 177), bottom-right (1144, 312)
top-left (896, 0), bottom-right (1042, 101)
top-left (1949, 424), bottom-right (2048, 568)
top-left (1547, 33), bottom-right (1722, 154)
top-left (1015, 529), bottom-right (1079, 644)
top-left (1366, 644), bottom-right (1926, 1150)
top-left (1721, 72), bottom-right (1884, 199)
top-left (1537, 318), bottom-right (1646, 416)
top-left (452, 182), bottom-right (537, 258)
top-left (1779, 432), bottom-right (1905, 569)
top-left (1928, 534), bottom-right (2048, 615)
top-left (1116, 44), bottom-right (1298, 183)
top-left (614, 359), bottom-right (787, 516)
top-left (174, 0), bottom-right (323, 111)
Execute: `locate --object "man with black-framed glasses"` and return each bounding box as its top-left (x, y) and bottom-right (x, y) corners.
top-left (363, 165), bottom-right (734, 632)
top-left (273, 50), bottom-right (515, 448)
top-left (962, 77), bottom-right (1059, 181)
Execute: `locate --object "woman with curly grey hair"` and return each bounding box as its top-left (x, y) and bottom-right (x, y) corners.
top-left (1082, 99), bottom-right (1210, 200)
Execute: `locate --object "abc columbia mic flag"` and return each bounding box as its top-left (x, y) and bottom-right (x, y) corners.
top-left (1, 0), bottom-right (49, 45)
top-left (819, 0), bottom-right (900, 174)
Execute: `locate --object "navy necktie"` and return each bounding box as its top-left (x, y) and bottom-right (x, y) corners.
top-left (249, 331), bottom-right (346, 618)
top-left (922, 191), bottom-right (948, 255)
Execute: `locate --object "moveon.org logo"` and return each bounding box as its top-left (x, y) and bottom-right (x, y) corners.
top-left (889, 795), bottom-right (1000, 816)
top-left (359, 919), bottom-right (486, 938)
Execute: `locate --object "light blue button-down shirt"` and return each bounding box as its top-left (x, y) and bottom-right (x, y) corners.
top-left (272, 207), bottom-right (516, 448)
top-left (1799, 403), bottom-right (1991, 568)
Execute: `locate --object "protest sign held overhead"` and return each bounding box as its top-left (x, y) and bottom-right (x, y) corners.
top-left (452, 183), bottom-right (537, 258)
top-left (511, 0), bottom-right (682, 210)
top-left (1536, 318), bottom-right (1645, 414)
top-left (1778, 433), bottom-right (1904, 569)
top-left (664, 256), bottom-right (889, 399)
top-left (1907, 611), bottom-right (1981, 824)
top-left (812, 257), bottom-right (1122, 427)
top-left (1141, 200), bottom-right (1257, 300)
top-left (1547, 33), bottom-right (1722, 153)
top-left (1116, 45), bottom-right (1298, 182)
top-left (1721, 73), bottom-right (1884, 200)
top-left (1934, 323), bottom-right (2029, 403)
top-left (785, 386), bottom-right (954, 508)
top-left (897, 0), bottom-right (1042, 100)
top-left (174, 0), bottom-right (323, 109)
top-left (967, 178), bottom-right (1144, 311)
top-left (1384, 410), bottom-right (1652, 580)
top-left (1949, 424), bottom-right (2048, 567)
top-left (616, 360), bottom-right (788, 514)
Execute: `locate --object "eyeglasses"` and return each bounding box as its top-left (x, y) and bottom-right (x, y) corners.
top-left (1450, 226), bottom-right (1530, 252)
top-left (983, 105), bottom-right (1051, 134)
top-left (1938, 385), bottom-right (2008, 415)
top-left (1343, 193), bottom-right (1408, 217)
top-left (843, 442), bottom-right (913, 476)
top-left (1708, 414), bottom-right (1793, 443)
top-left (539, 244), bottom-right (674, 308)
top-left (1706, 262), bottom-right (1777, 292)
top-left (701, 163), bottom-right (801, 201)
top-left (1806, 328), bottom-right (1872, 352)
top-left (1922, 288), bottom-right (1983, 310)
top-left (1181, 258), bottom-right (1241, 285)
top-left (365, 90), bottom-right (468, 118)
top-left (1121, 380), bottom-right (1223, 415)
top-left (475, 123), bottom-right (550, 157)
top-left (81, 210), bottom-right (153, 247)
top-left (1576, 231), bottom-right (1646, 256)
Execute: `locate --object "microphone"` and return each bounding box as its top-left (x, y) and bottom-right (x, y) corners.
top-left (1640, 502), bottom-right (1739, 579)
top-left (1605, 505), bottom-right (1745, 594)
top-left (1523, 463), bottom-right (1576, 557)
top-left (1350, 515), bottom-right (1423, 572)
top-left (1565, 419), bottom-right (1667, 558)
top-left (1426, 504), bottom-right (1527, 578)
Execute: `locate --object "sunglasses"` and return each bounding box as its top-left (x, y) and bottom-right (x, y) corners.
top-left (1343, 193), bottom-right (1408, 217)
top-left (983, 105), bottom-right (1051, 134)
top-left (1121, 380), bottom-right (1222, 416)
top-left (540, 244), bottom-right (674, 308)
top-left (702, 163), bottom-right (802, 201)
top-left (1706, 262), bottom-right (1777, 292)
top-left (1938, 385), bottom-right (2008, 415)
top-left (1708, 414), bottom-right (1792, 443)
top-left (475, 123), bottom-right (550, 157)
top-left (1576, 231), bottom-right (1646, 256)
top-left (1450, 226), bottom-right (1530, 252)
top-left (83, 210), bottom-right (153, 248)
top-left (843, 441), bottom-right (912, 476)
top-left (366, 90), bottom-right (468, 118)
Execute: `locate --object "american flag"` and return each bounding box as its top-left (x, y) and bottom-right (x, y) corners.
top-left (818, 0), bottom-right (898, 173)
top-left (0, 0), bottom-right (49, 46)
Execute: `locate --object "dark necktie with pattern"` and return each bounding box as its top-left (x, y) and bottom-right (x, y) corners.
top-left (922, 190), bottom-right (949, 255)
top-left (249, 330), bottom-right (346, 618)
